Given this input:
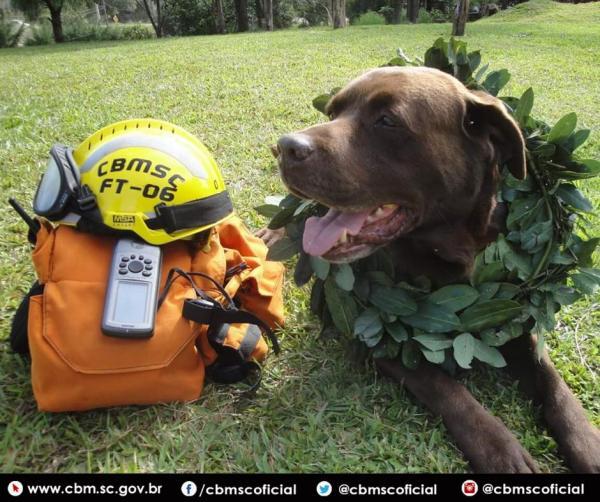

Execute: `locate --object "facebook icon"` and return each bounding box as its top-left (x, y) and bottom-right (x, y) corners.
top-left (181, 481), bottom-right (198, 497)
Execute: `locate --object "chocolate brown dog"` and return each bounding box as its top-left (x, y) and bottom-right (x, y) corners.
top-left (262, 67), bottom-right (600, 472)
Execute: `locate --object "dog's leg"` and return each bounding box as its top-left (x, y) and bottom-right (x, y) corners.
top-left (375, 358), bottom-right (539, 473)
top-left (503, 334), bottom-right (600, 473)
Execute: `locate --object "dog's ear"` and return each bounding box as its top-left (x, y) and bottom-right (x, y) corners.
top-left (463, 90), bottom-right (526, 180)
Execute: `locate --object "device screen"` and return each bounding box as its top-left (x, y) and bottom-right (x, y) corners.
top-left (113, 281), bottom-right (148, 324)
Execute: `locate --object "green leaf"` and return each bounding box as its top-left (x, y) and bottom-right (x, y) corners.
top-left (424, 45), bottom-right (450, 73)
top-left (467, 50), bottom-right (481, 72)
top-left (481, 329), bottom-right (511, 347)
top-left (497, 235), bottom-right (533, 280)
top-left (310, 256), bottom-right (330, 280)
top-left (571, 268), bottom-right (600, 295)
top-left (473, 339), bottom-right (507, 368)
top-left (373, 338), bottom-right (400, 359)
top-left (549, 246), bottom-right (575, 265)
top-left (413, 333), bottom-right (453, 351)
top-left (367, 271), bottom-right (394, 287)
top-left (310, 279), bottom-right (324, 316)
top-left (460, 300), bottom-right (522, 331)
top-left (532, 143), bottom-right (556, 158)
top-left (268, 205), bottom-right (296, 229)
top-left (506, 196), bottom-right (542, 230)
top-left (401, 339), bottom-right (422, 370)
top-left (334, 263), bottom-right (355, 291)
top-left (571, 237), bottom-right (599, 267)
top-left (472, 261), bottom-right (506, 285)
top-left (564, 129), bottom-right (590, 152)
top-left (428, 285), bottom-right (479, 312)
top-left (385, 322), bottom-right (408, 343)
top-left (580, 159), bottom-right (600, 177)
top-left (370, 284), bottom-right (418, 316)
top-left (312, 93), bottom-right (332, 114)
top-left (482, 69), bottom-right (510, 96)
top-left (521, 221), bottom-right (553, 253)
top-left (515, 87), bottom-right (534, 125)
top-left (453, 333), bottom-right (475, 369)
top-left (353, 274), bottom-right (370, 302)
top-left (255, 204), bottom-right (281, 218)
top-left (477, 282), bottom-right (501, 300)
top-left (386, 57), bottom-right (406, 67)
top-left (294, 252), bottom-right (313, 286)
top-left (401, 302), bottom-right (461, 333)
top-left (547, 112), bottom-right (577, 144)
top-left (266, 237), bottom-right (298, 261)
top-left (474, 62), bottom-right (489, 82)
top-left (421, 348), bottom-right (445, 364)
top-left (555, 184), bottom-right (593, 212)
top-left (354, 308), bottom-right (383, 348)
top-left (324, 278), bottom-right (358, 335)
top-left (293, 199), bottom-right (315, 216)
top-left (265, 195), bottom-right (284, 206)
top-left (495, 283), bottom-right (521, 300)
top-left (551, 285), bottom-right (580, 306)
top-left (279, 193), bottom-right (303, 209)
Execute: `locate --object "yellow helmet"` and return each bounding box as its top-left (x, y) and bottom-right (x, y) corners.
top-left (35, 119), bottom-right (234, 245)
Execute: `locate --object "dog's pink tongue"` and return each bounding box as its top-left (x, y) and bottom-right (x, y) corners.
top-left (303, 208), bottom-right (371, 256)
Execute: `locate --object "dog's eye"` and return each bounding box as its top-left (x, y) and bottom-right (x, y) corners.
top-left (328, 112), bottom-right (336, 121)
top-left (375, 115), bottom-right (396, 128)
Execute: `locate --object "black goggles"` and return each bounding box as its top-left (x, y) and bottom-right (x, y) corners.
top-left (32, 144), bottom-right (95, 220)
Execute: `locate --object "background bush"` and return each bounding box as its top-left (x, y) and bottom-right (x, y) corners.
top-left (353, 10), bottom-right (386, 25)
top-left (25, 19), bottom-right (53, 46)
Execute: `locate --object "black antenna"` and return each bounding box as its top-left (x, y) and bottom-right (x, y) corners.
top-left (8, 198), bottom-right (40, 234)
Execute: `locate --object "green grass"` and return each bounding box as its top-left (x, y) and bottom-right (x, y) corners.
top-left (1, 0), bottom-right (599, 473)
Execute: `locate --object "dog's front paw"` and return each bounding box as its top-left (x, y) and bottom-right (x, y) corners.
top-left (466, 421), bottom-right (540, 473)
top-left (255, 227), bottom-right (285, 248)
top-left (559, 424), bottom-right (600, 473)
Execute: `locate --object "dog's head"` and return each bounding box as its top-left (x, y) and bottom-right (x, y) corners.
top-left (274, 67), bottom-right (525, 266)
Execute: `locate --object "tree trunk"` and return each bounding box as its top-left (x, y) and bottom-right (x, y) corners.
top-left (407, 0), bottom-right (419, 23)
top-left (264, 0), bottom-right (273, 31)
top-left (331, 0), bottom-right (347, 29)
top-left (255, 0), bottom-right (265, 29)
top-left (234, 0), bottom-right (249, 32)
top-left (392, 0), bottom-right (402, 23)
top-left (214, 0), bottom-right (226, 33)
top-left (139, 0), bottom-right (163, 38)
top-left (155, 0), bottom-right (162, 37)
top-left (452, 0), bottom-right (469, 36)
top-left (46, 3), bottom-right (64, 43)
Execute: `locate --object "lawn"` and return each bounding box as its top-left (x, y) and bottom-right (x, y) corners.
top-left (0, 0), bottom-right (598, 473)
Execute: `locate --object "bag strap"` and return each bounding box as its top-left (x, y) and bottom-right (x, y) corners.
top-left (182, 298), bottom-right (280, 354)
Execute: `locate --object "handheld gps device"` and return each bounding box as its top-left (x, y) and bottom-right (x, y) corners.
top-left (102, 238), bottom-right (162, 338)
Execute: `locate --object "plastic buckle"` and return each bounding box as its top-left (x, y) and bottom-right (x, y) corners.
top-left (77, 185), bottom-right (97, 212)
top-left (154, 203), bottom-right (177, 233)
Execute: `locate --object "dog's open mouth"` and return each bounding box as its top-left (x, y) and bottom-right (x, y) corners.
top-left (303, 204), bottom-right (415, 263)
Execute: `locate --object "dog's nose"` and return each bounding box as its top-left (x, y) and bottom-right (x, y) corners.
top-left (277, 134), bottom-right (314, 163)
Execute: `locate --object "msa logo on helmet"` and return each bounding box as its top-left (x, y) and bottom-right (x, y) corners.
top-left (112, 215), bottom-right (135, 226)
top-left (96, 157), bottom-right (185, 202)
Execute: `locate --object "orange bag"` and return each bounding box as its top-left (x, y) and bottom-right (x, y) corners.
top-left (25, 216), bottom-right (284, 412)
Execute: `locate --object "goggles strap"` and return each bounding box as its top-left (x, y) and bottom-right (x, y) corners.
top-left (146, 191), bottom-right (233, 234)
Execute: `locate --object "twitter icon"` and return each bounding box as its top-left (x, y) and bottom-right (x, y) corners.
top-left (316, 481), bottom-right (332, 497)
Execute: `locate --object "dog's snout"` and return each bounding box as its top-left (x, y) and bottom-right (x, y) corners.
top-left (277, 134), bottom-right (314, 163)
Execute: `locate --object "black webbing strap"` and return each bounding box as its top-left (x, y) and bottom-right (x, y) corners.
top-left (182, 298), bottom-right (280, 354)
top-left (146, 191), bottom-right (233, 234)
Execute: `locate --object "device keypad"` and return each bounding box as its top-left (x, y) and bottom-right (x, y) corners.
top-left (119, 255), bottom-right (154, 276)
